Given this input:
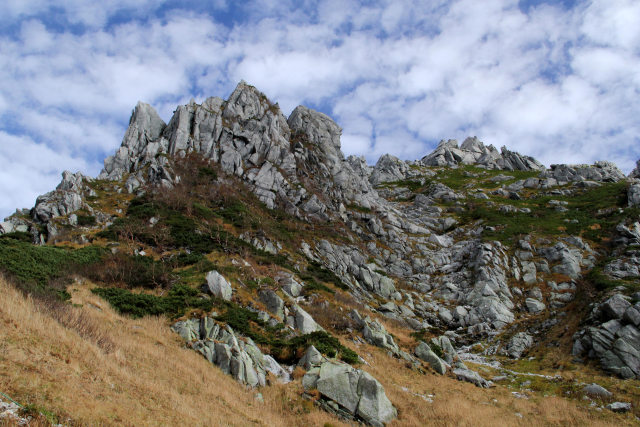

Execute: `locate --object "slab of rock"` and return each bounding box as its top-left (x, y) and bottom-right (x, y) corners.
top-left (258, 289), bottom-right (284, 319)
top-left (173, 319), bottom-right (278, 388)
top-left (630, 184), bottom-right (640, 207)
top-left (606, 402), bottom-right (631, 413)
top-left (453, 368), bottom-right (493, 388)
top-left (601, 294), bottom-right (632, 320)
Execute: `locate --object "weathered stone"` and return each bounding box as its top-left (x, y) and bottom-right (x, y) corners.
top-left (258, 289), bottom-right (284, 319)
top-left (583, 383), bottom-right (612, 399)
top-left (294, 305), bottom-right (324, 334)
top-left (203, 270), bottom-right (232, 301)
top-left (302, 359), bottom-right (397, 426)
top-left (504, 332), bottom-right (533, 359)
top-left (525, 298), bottom-right (546, 314)
top-left (606, 402), bottom-right (631, 413)
top-left (356, 371), bottom-right (397, 427)
top-left (415, 342), bottom-right (447, 374)
top-left (453, 368), bottom-right (493, 388)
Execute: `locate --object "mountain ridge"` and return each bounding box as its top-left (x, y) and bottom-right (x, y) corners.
top-left (1, 81), bottom-right (640, 425)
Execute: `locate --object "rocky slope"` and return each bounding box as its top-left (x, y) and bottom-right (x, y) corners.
top-left (2, 81), bottom-right (640, 425)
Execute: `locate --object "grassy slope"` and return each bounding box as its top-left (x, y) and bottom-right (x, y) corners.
top-left (0, 275), bottom-right (635, 426)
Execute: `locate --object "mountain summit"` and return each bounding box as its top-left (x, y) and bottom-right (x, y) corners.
top-left (1, 82), bottom-right (640, 425)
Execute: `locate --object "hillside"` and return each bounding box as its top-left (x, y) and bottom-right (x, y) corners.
top-left (1, 81), bottom-right (640, 426)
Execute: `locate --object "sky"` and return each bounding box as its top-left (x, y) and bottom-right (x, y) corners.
top-left (1, 0), bottom-right (639, 219)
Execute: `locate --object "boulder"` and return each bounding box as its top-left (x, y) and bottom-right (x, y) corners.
top-left (203, 270), bottom-right (233, 301)
top-left (601, 294), bottom-right (632, 320)
top-left (415, 341), bottom-right (447, 374)
top-left (606, 402), bottom-right (631, 413)
top-left (582, 383), bottom-right (612, 399)
top-left (293, 305), bottom-right (324, 334)
top-left (173, 319), bottom-right (276, 388)
top-left (453, 368), bottom-right (493, 388)
top-left (258, 289), bottom-right (284, 319)
top-left (420, 137), bottom-right (543, 171)
top-left (504, 332), bottom-right (533, 359)
top-left (525, 298), bottom-right (546, 314)
top-left (302, 359), bottom-right (397, 426)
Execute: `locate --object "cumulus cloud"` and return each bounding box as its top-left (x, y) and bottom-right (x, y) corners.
top-left (0, 0), bottom-right (639, 218)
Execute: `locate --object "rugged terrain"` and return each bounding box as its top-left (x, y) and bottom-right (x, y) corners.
top-left (1, 81), bottom-right (640, 425)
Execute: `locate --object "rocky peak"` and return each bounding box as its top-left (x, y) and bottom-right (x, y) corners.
top-left (288, 105), bottom-right (342, 162)
top-left (421, 136), bottom-right (543, 171)
top-left (99, 101), bottom-right (166, 180)
top-left (629, 159), bottom-right (640, 179)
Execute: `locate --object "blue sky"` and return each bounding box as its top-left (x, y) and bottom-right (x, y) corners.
top-left (1, 0), bottom-right (639, 218)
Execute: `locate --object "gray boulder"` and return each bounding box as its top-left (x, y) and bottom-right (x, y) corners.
top-left (601, 294), bottom-right (631, 320)
top-left (303, 359), bottom-right (397, 426)
top-left (540, 161), bottom-right (625, 184)
top-left (453, 368), bottom-right (493, 388)
top-left (203, 270), bottom-right (233, 301)
top-left (293, 305), bottom-right (324, 334)
top-left (420, 137), bottom-right (543, 171)
top-left (583, 383), bottom-right (612, 399)
top-left (627, 184), bottom-right (640, 206)
top-left (525, 298), bottom-right (546, 314)
top-left (258, 289), bottom-right (284, 319)
top-left (33, 171), bottom-right (88, 223)
top-left (504, 332), bottom-right (533, 359)
top-left (415, 341), bottom-right (447, 374)
top-left (173, 319), bottom-right (276, 388)
top-left (606, 402), bottom-right (631, 413)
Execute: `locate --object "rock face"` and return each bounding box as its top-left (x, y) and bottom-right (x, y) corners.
top-left (301, 347), bottom-right (397, 426)
top-left (172, 317), bottom-right (287, 387)
top-left (33, 171), bottom-right (90, 223)
top-left (628, 183), bottom-right (640, 207)
top-left (420, 137), bottom-right (544, 171)
top-left (573, 293), bottom-right (640, 379)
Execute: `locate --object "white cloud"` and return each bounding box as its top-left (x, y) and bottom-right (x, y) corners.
top-left (0, 132), bottom-right (95, 217)
top-left (0, 0), bottom-right (639, 219)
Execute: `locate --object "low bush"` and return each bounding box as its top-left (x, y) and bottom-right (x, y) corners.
top-left (77, 215), bottom-right (96, 226)
top-left (86, 252), bottom-right (176, 289)
top-left (91, 284), bottom-right (212, 318)
top-left (0, 239), bottom-right (106, 300)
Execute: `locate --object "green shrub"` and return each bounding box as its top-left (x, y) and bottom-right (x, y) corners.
top-left (91, 284), bottom-right (212, 319)
top-left (0, 231), bottom-right (32, 242)
top-left (198, 166), bottom-right (218, 180)
top-left (299, 261), bottom-right (348, 292)
top-left (275, 331), bottom-right (359, 364)
top-left (77, 215), bottom-right (96, 226)
top-left (174, 251), bottom-right (205, 266)
top-left (429, 342), bottom-right (444, 359)
top-left (0, 239), bottom-right (106, 300)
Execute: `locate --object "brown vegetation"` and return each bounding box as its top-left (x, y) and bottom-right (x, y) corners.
top-left (0, 272), bottom-right (636, 426)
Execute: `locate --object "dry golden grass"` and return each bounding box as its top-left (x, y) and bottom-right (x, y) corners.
top-left (352, 343), bottom-right (634, 427)
top-left (0, 276), bottom-right (344, 426)
top-left (0, 274), bottom-right (636, 426)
